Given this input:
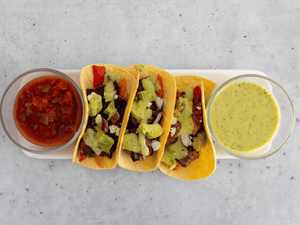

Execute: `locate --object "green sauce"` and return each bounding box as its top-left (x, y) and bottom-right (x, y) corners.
top-left (211, 82), bottom-right (279, 152)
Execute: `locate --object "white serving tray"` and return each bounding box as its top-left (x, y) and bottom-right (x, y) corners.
top-left (21, 69), bottom-right (267, 160)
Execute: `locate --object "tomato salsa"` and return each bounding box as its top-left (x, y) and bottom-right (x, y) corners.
top-left (14, 76), bottom-right (83, 146)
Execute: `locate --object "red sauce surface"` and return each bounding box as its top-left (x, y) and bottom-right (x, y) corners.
top-left (14, 76), bottom-right (83, 146)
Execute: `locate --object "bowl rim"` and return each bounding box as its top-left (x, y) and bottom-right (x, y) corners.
top-left (0, 68), bottom-right (86, 154)
top-left (206, 74), bottom-right (295, 160)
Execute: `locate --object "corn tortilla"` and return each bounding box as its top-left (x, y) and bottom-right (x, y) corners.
top-left (118, 65), bottom-right (177, 171)
top-left (72, 64), bottom-right (138, 169)
top-left (159, 76), bottom-right (217, 180)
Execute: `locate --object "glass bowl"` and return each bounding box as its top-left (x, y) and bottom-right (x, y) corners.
top-left (207, 74), bottom-right (294, 160)
top-left (0, 68), bottom-right (85, 154)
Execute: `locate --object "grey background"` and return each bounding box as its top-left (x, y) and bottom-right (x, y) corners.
top-left (0, 0), bottom-right (299, 224)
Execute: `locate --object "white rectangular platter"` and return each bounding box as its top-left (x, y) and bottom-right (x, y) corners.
top-left (21, 69), bottom-right (267, 160)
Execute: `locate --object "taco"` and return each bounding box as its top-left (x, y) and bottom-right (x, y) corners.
top-left (72, 64), bottom-right (138, 169)
top-left (118, 64), bottom-right (176, 171)
top-left (159, 75), bottom-right (216, 180)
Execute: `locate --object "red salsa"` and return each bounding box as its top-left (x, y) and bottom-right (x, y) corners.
top-left (14, 76), bottom-right (83, 146)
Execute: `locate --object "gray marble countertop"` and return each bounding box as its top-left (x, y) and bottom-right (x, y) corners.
top-left (0, 1), bottom-right (299, 224)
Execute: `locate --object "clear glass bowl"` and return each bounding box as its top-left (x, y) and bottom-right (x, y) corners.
top-left (207, 74), bottom-right (294, 160)
top-left (0, 68), bottom-right (85, 154)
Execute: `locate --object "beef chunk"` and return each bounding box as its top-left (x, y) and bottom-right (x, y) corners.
top-left (178, 150), bottom-right (199, 167)
top-left (165, 121), bottom-right (181, 148)
top-left (79, 140), bottom-right (96, 157)
top-left (131, 152), bottom-right (140, 162)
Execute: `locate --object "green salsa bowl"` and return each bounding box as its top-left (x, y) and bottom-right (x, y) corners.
top-left (207, 74), bottom-right (294, 160)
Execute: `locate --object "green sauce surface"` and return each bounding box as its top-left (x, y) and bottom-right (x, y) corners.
top-left (211, 82), bottom-right (279, 152)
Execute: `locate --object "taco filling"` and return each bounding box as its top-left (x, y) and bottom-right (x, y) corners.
top-left (161, 86), bottom-right (206, 170)
top-left (78, 65), bottom-right (128, 166)
top-left (122, 72), bottom-right (165, 161)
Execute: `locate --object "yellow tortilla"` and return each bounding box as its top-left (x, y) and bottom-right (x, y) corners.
top-left (159, 76), bottom-right (216, 180)
top-left (118, 65), bottom-right (177, 171)
top-left (72, 64), bottom-right (139, 169)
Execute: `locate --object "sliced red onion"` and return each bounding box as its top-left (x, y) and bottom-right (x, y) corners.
top-left (153, 112), bottom-right (163, 124)
top-left (181, 134), bottom-right (191, 148)
top-left (151, 140), bottom-right (161, 151)
top-left (171, 117), bottom-right (177, 125)
top-left (155, 97), bottom-right (164, 110)
top-left (170, 127), bottom-right (176, 137)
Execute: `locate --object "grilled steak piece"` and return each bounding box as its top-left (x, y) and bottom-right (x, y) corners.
top-left (131, 152), bottom-right (140, 162)
top-left (79, 140), bottom-right (96, 157)
top-left (178, 150), bottom-right (199, 167)
top-left (165, 121), bottom-right (181, 148)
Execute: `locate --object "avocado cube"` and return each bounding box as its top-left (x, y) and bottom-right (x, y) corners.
top-left (138, 123), bottom-right (164, 140)
top-left (104, 71), bottom-right (122, 85)
top-left (141, 79), bottom-right (157, 102)
top-left (122, 133), bottom-right (140, 153)
top-left (161, 150), bottom-right (177, 170)
top-left (88, 93), bottom-right (103, 117)
top-left (98, 134), bottom-right (114, 153)
top-left (104, 81), bottom-right (115, 102)
top-left (131, 100), bottom-right (152, 123)
top-left (104, 100), bottom-right (117, 121)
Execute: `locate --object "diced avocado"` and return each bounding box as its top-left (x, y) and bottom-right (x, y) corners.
top-left (192, 130), bottom-right (206, 151)
top-left (178, 116), bottom-right (194, 137)
top-left (103, 71), bottom-right (122, 85)
top-left (94, 126), bottom-right (104, 136)
top-left (141, 79), bottom-right (157, 102)
top-left (139, 133), bottom-right (149, 156)
top-left (88, 93), bottom-right (103, 117)
top-left (137, 123), bottom-right (164, 139)
top-left (83, 128), bottom-right (101, 155)
top-left (183, 86), bottom-right (193, 102)
top-left (95, 114), bottom-right (102, 127)
top-left (161, 150), bottom-right (178, 170)
top-left (138, 91), bottom-right (150, 101)
top-left (143, 108), bottom-right (153, 123)
top-left (174, 97), bottom-right (193, 122)
top-left (104, 100), bottom-right (117, 121)
top-left (134, 64), bottom-right (145, 71)
top-left (168, 139), bottom-right (188, 160)
top-left (104, 81), bottom-right (115, 102)
top-left (122, 133), bottom-right (140, 153)
top-left (131, 100), bottom-right (152, 123)
top-left (149, 75), bottom-right (157, 86)
top-left (98, 134), bottom-right (114, 153)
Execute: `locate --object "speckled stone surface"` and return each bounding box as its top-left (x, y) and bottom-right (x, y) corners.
top-left (0, 1), bottom-right (299, 224)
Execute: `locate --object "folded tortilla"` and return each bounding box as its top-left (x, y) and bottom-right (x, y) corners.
top-left (118, 65), bottom-right (177, 171)
top-left (159, 75), bottom-right (217, 180)
top-left (72, 64), bottom-right (139, 169)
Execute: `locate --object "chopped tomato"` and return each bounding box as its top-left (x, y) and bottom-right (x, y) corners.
top-left (156, 74), bottom-right (164, 98)
top-left (193, 86), bottom-right (201, 103)
top-left (173, 162), bottom-right (181, 170)
top-left (79, 153), bottom-right (87, 162)
top-left (118, 78), bottom-right (127, 98)
top-left (92, 65), bottom-right (106, 88)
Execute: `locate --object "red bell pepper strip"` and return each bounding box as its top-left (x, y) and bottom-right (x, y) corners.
top-left (118, 78), bottom-right (127, 98)
top-left (92, 65), bottom-right (106, 88)
top-left (156, 74), bottom-right (164, 98)
top-left (193, 86), bottom-right (201, 103)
